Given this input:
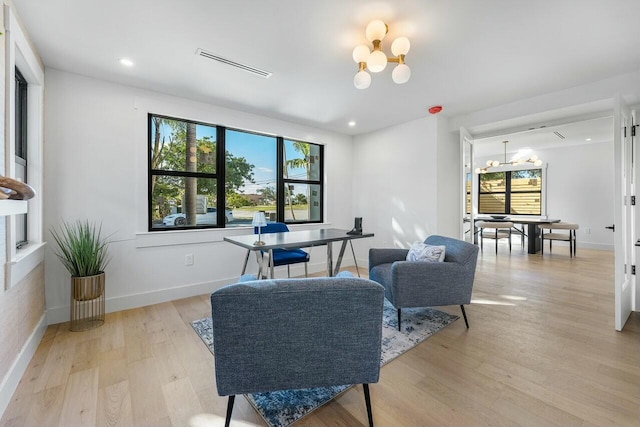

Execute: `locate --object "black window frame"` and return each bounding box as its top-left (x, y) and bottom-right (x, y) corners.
top-left (478, 168), bottom-right (542, 215)
top-left (147, 113), bottom-right (324, 231)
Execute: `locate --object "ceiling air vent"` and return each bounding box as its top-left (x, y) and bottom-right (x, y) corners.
top-left (196, 48), bottom-right (272, 78)
top-left (553, 131), bottom-right (566, 140)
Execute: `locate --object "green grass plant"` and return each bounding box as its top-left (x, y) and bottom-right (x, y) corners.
top-left (51, 220), bottom-right (111, 277)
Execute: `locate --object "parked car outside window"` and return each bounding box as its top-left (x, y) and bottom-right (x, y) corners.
top-left (162, 208), bottom-right (234, 226)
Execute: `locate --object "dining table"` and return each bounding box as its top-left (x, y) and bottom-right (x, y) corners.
top-left (473, 216), bottom-right (561, 254)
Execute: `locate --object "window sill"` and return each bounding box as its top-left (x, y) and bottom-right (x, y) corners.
top-left (6, 242), bottom-right (46, 289)
top-left (135, 222), bottom-right (332, 248)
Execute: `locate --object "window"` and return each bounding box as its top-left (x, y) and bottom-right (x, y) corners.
top-left (478, 169), bottom-right (542, 215)
top-left (282, 139), bottom-right (322, 223)
top-left (15, 68), bottom-right (28, 248)
top-left (148, 114), bottom-right (324, 230)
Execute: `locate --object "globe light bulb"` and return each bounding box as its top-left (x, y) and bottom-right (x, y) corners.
top-left (534, 159), bottom-right (543, 166)
top-left (365, 20), bottom-right (387, 42)
top-left (530, 154), bottom-right (538, 162)
top-left (492, 160), bottom-right (500, 167)
top-left (354, 70), bottom-right (371, 89)
top-left (392, 63), bottom-right (411, 84)
top-left (475, 168), bottom-right (481, 174)
top-left (367, 50), bottom-right (387, 73)
top-left (391, 37), bottom-right (411, 56)
top-left (352, 45), bottom-right (370, 63)
top-left (486, 160), bottom-right (493, 167)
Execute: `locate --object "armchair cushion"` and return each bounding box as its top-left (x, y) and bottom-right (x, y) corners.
top-left (406, 242), bottom-right (446, 262)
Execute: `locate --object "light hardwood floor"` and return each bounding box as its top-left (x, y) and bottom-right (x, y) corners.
top-left (2, 245), bottom-right (639, 427)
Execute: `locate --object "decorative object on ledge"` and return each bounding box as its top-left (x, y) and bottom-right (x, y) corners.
top-left (475, 140), bottom-right (543, 174)
top-left (51, 220), bottom-right (112, 331)
top-left (0, 176), bottom-right (35, 200)
top-left (352, 19), bottom-right (411, 89)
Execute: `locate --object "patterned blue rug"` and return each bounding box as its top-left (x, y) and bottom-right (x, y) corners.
top-left (191, 299), bottom-right (457, 427)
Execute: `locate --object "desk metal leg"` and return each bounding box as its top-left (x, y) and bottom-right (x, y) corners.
top-left (241, 250), bottom-right (250, 275)
top-left (268, 249), bottom-right (275, 279)
top-left (326, 243), bottom-right (333, 277)
top-left (255, 251), bottom-right (265, 279)
top-left (349, 240), bottom-right (361, 277)
top-left (333, 241), bottom-right (349, 276)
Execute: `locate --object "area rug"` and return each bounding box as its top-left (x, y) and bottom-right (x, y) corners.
top-left (191, 299), bottom-right (457, 427)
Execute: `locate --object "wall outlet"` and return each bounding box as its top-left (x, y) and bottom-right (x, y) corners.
top-left (584, 228), bottom-right (591, 235)
top-left (185, 254), bottom-right (194, 266)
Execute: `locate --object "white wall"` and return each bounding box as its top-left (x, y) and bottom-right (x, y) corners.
top-left (43, 69), bottom-right (355, 324)
top-left (436, 116), bottom-right (461, 238)
top-left (475, 141), bottom-right (614, 250)
top-left (352, 115), bottom-right (441, 253)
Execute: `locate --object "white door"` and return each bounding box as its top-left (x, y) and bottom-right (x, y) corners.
top-left (613, 95), bottom-right (634, 331)
top-left (460, 127), bottom-right (475, 242)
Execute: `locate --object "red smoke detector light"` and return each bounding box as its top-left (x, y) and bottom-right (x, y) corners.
top-left (428, 105), bottom-right (443, 114)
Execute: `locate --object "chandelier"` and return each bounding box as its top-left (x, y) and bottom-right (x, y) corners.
top-left (475, 141), bottom-right (542, 174)
top-left (352, 20), bottom-right (411, 89)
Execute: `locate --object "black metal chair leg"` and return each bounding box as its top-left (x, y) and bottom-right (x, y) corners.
top-left (397, 308), bottom-right (402, 331)
top-left (225, 395), bottom-right (235, 427)
top-left (460, 305), bottom-right (469, 328)
top-left (363, 384), bottom-right (374, 427)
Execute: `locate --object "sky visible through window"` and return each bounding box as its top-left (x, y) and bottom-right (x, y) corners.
top-left (194, 125), bottom-right (307, 195)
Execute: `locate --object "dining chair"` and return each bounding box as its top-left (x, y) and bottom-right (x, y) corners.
top-left (254, 222), bottom-right (309, 277)
top-left (541, 222), bottom-right (579, 257)
top-left (476, 221), bottom-right (513, 254)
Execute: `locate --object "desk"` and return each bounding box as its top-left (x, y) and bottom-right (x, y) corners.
top-left (474, 217), bottom-right (560, 254)
top-left (224, 228), bottom-right (374, 278)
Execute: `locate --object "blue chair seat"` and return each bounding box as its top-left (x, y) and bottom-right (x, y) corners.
top-left (271, 248), bottom-right (310, 266)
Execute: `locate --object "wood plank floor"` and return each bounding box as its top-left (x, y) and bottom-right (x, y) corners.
top-left (2, 246), bottom-right (639, 427)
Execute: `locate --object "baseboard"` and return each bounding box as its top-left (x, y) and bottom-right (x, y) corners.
top-left (0, 313), bottom-right (47, 419)
top-left (46, 259), bottom-right (365, 325)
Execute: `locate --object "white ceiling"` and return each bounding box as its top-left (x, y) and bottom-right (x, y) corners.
top-left (473, 116), bottom-right (613, 157)
top-left (12, 0), bottom-right (640, 136)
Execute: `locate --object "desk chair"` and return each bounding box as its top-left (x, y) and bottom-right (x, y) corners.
top-left (541, 222), bottom-right (579, 257)
top-left (476, 221), bottom-right (513, 254)
top-left (255, 222), bottom-right (309, 277)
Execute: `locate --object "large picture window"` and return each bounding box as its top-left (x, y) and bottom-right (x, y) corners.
top-left (148, 114), bottom-right (324, 231)
top-left (478, 169), bottom-right (542, 215)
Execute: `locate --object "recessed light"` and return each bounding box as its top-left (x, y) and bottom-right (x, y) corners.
top-left (348, 121), bottom-right (356, 127)
top-left (586, 138), bottom-right (592, 141)
top-left (119, 58), bottom-right (134, 67)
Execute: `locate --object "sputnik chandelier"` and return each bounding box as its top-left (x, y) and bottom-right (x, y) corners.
top-left (352, 20), bottom-right (411, 89)
top-left (475, 141), bottom-right (543, 174)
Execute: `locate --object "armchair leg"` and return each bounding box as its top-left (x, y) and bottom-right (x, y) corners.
top-left (397, 308), bottom-right (402, 331)
top-left (225, 395), bottom-right (235, 427)
top-left (363, 384), bottom-right (374, 427)
top-left (460, 305), bottom-right (469, 328)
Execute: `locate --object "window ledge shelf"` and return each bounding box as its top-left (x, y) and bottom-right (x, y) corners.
top-left (0, 200), bottom-right (27, 216)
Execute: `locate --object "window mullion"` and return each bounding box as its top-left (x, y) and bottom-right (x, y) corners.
top-left (276, 137), bottom-right (284, 222)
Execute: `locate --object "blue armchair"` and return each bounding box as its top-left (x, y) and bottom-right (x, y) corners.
top-left (255, 222), bottom-right (309, 277)
top-left (211, 272), bottom-right (385, 427)
top-left (369, 235), bottom-right (479, 331)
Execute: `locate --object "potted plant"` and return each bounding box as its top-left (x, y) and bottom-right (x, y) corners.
top-left (50, 220), bottom-right (111, 330)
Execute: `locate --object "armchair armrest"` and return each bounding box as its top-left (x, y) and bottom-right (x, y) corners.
top-left (369, 248), bottom-right (409, 268)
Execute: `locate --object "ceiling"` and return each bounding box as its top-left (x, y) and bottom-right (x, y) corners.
top-left (12, 0), bottom-right (640, 136)
top-left (473, 116), bottom-right (613, 157)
